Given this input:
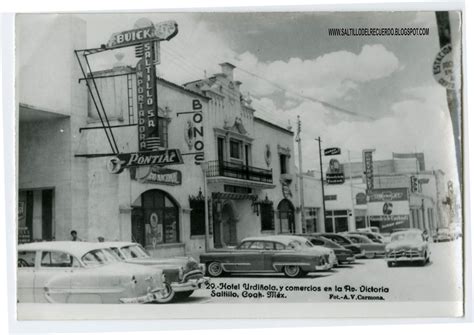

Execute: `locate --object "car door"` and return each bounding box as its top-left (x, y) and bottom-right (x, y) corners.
top-left (240, 241), bottom-right (265, 271)
top-left (34, 251), bottom-right (75, 303)
top-left (17, 250), bottom-right (37, 303)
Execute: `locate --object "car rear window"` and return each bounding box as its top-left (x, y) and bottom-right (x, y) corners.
top-left (18, 251), bottom-right (36, 267)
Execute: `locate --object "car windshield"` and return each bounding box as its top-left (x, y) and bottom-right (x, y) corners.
top-left (120, 245), bottom-right (150, 259)
top-left (391, 232), bottom-right (422, 242)
top-left (81, 248), bottom-right (119, 267)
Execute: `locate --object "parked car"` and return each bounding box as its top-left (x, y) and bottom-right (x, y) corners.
top-left (352, 231), bottom-right (384, 244)
top-left (433, 227), bottom-right (453, 242)
top-left (343, 234), bottom-right (386, 259)
top-left (311, 233), bottom-right (365, 258)
top-left (102, 241), bottom-right (208, 302)
top-left (300, 235), bottom-right (355, 265)
top-left (385, 229), bottom-right (431, 267)
top-left (200, 235), bottom-right (336, 278)
top-left (17, 241), bottom-right (168, 304)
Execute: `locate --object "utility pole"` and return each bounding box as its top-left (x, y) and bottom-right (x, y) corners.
top-left (348, 150), bottom-right (356, 231)
top-left (296, 116), bottom-right (305, 233)
top-left (316, 137), bottom-right (326, 231)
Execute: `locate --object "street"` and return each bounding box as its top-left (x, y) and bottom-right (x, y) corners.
top-left (17, 239), bottom-right (463, 321)
top-left (185, 238), bottom-right (463, 303)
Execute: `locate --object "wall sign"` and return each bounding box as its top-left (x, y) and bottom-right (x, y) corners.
top-left (355, 192), bottom-right (367, 205)
top-left (368, 188), bottom-right (408, 202)
top-left (368, 215), bottom-right (410, 233)
top-left (134, 166), bottom-right (182, 185)
top-left (107, 149), bottom-right (183, 174)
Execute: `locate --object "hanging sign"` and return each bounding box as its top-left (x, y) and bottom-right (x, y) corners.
top-left (326, 158), bottom-right (345, 184)
top-left (363, 149), bottom-right (375, 192)
top-left (136, 41), bottom-right (159, 151)
top-left (107, 20), bottom-right (178, 49)
top-left (107, 149), bottom-right (183, 174)
top-left (324, 147), bottom-right (341, 156)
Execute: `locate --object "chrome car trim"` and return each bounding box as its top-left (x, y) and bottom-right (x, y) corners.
top-left (221, 263), bottom-right (251, 271)
top-left (271, 263), bottom-right (310, 271)
top-left (171, 277), bottom-right (209, 292)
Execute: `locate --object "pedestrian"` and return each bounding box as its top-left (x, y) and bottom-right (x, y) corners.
top-left (70, 230), bottom-right (82, 241)
top-left (97, 236), bottom-right (105, 242)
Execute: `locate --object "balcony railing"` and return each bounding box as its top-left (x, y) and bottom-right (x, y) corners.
top-left (206, 160), bottom-right (273, 184)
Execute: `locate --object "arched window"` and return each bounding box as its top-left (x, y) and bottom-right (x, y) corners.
top-left (131, 190), bottom-right (179, 247)
top-left (277, 199), bottom-right (295, 233)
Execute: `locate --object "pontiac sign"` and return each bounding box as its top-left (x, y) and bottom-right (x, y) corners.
top-left (107, 149), bottom-right (183, 174)
top-left (107, 20), bottom-right (178, 49)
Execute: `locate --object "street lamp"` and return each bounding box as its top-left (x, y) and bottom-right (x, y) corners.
top-left (200, 162), bottom-right (210, 252)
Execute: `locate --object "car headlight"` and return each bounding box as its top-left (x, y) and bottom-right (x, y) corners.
top-left (417, 246), bottom-right (423, 251)
top-left (178, 266), bottom-right (184, 280)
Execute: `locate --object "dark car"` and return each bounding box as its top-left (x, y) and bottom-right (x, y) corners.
top-left (343, 234), bottom-right (386, 259)
top-left (302, 235), bottom-right (355, 265)
top-left (351, 231), bottom-right (384, 244)
top-left (200, 235), bottom-right (336, 278)
top-left (311, 233), bottom-right (365, 258)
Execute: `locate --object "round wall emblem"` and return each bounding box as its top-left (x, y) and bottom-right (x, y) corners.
top-left (382, 202), bottom-right (393, 215)
top-left (106, 157), bottom-right (124, 174)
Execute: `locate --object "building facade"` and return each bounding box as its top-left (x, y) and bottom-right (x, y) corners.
top-left (17, 16), bottom-right (300, 259)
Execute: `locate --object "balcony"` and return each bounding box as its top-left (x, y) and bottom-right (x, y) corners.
top-left (205, 160), bottom-right (274, 189)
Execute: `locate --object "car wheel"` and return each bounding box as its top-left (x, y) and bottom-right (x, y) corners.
top-left (283, 265), bottom-right (302, 278)
top-left (365, 252), bottom-right (375, 259)
top-left (387, 261), bottom-right (395, 268)
top-left (175, 291), bottom-right (194, 300)
top-left (207, 262), bottom-right (224, 277)
top-left (154, 282), bottom-right (176, 303)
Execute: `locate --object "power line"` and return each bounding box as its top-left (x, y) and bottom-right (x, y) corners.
top-left (235, 66), bottom-right (375, 120)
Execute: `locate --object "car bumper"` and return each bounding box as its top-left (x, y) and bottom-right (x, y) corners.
top-left (354, 250), bottom-right (365, 258)
top-left (386, 256), bottom-right (425, 262)
top-left (119, 288), bottom-right (166, 304)
top-left (171, 277), bottom-right (209, 292)
top-left (315, 263), bottom-right (333, 271)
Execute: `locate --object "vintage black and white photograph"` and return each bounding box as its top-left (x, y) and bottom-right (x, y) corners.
top-left (13, 9), bottom-right (465, 320)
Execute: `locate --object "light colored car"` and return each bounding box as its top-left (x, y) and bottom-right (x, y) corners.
top-left (433, 227), bottom-right (453, 242)
top-left (102, 241), bottom-right (208, 302)
top-left (200, 235), bottom-right (336, 278)
top-left (17, 241), bottom-right (168, 304)
top-left (385, 229), bottom-right (431, 267)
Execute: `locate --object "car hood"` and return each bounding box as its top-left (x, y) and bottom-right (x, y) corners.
top-left (126, 257), bottom-right (201, 272)
top-left (386, 241), bottom-right (424, 249)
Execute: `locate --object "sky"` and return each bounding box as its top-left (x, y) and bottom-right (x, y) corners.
top-left (28, 12), bottom-right (462, 185)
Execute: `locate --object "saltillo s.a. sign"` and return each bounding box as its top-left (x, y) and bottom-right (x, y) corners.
top-left (324, 147), bottom-right (341, 156)
top-left (107, 149), bottom-right (183, 174)
top-left (107, 20), bottom-right (178, 49)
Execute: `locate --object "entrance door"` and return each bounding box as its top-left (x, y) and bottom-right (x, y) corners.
top-left (131, 190), bottom-right (180, 247)
top-left (277, 199), bottom-right (295, 233)
top-left (221, 202), bottom-right (238, 246)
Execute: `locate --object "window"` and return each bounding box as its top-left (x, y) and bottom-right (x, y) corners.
top-left (260, 203), bottom-right (275, 231)
top-left (305, 207), bottom-right (318, 233)
top-left (18, 251), bottom-right (36, 267)
top-left (189, 198), bottom-right (205, 236)
top-left (230, 140), bottom-right (241, 159)
top-left (41, 251), bottom-right (80, 268)
top-left (238, 241), bottom-right (253, 249)
top-left (311, 238), bottom-right (325, 246)
top-left (275, 243), bottom-right (286, 250)
top-left (279, 154), bottom-right (288, 174)
top-left (325, 210), bottom-right (349, 233)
